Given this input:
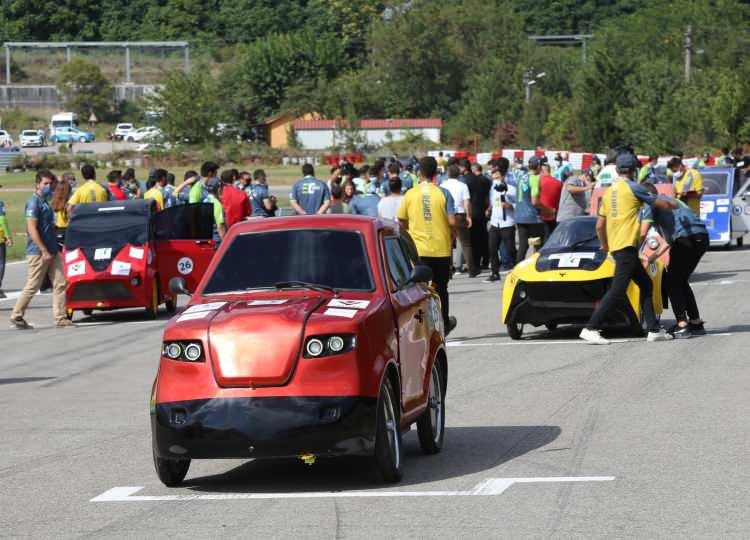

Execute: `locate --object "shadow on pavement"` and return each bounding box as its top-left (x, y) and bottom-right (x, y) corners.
top-left (0, 376), bottom-right (57, 385)
top-left (690, 270), bottom-right (738, 283)
top-left (183, 425), bottom-right (561, 493)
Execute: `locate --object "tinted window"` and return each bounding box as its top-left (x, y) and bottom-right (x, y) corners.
top-left (701, 172), bottom-right (728, 195)
top-left (204, 229), bottom-right (374, 294)
top-left (384, 237), bottom-right (412, 289)
top-left (66, 213), bottom-right (150, 250)
top-left (541, 217), bottom-right (601, 253)
top-left (154, 203), bottom-right (214, 240)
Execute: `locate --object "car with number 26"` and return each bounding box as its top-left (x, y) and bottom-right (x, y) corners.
top-left (151, 215), bottom-right (448, 486)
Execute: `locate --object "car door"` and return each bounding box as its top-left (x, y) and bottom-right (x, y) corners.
top-left (154, 203), bottom-right (217, 294)
top-left (382, 234), bottom-right (429, 411)
top-left (732, 174), bottom-right (750, 237)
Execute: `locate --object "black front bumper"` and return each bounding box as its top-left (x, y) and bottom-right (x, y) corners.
top-left (151, 396), bottom-right (377, 459)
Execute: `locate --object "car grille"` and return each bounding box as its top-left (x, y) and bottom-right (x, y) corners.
top-left (524, 279), bottom-right (610, 308)
top-left (70, 281), bottom-right (134, 302)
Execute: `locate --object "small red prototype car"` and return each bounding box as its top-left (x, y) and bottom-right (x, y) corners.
top-left (151, 215), bottom-right (448, 485)
top-left (63, 200), bottom-right (216, 319)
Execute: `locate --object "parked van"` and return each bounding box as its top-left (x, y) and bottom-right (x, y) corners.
top-left (49, 112), bottom-right (78, 137)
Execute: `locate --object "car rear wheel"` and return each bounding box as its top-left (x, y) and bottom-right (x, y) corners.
top-left (78, 137), bottom-right (86, 143)
top-left (417, 360), bottom-right (446, 454)
top-left (153, 445), bottom-right (190, 487)
top-left (737, 236), bottom-right (744, 247)
top-left (373, 378), bottom-right (403, 483)
top-left (506, 316), bottom-right (524, 340)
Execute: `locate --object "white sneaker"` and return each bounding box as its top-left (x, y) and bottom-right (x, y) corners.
top-left (647, 329), bottom-right (674, 342)
top-left (579, 328), bottom-right (610, 345)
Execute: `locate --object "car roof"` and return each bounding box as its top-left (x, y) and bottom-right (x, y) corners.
top-left (229, 214), bottom-right (395, 237)
top-left (69, 199), bottom-right (155, 219)
top-left (699, 166), bottom-right (734, 174)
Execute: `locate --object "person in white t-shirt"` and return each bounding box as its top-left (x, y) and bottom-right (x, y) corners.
top-left (377, 177), bottom-right (403, 220)
top-left (441, 164), bottom-right (476, 277)
top-left (485, 158), bottom-right (517, 282)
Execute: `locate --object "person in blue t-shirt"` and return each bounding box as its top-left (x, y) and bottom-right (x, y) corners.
top-left (251, 169), bottom-right (276, 217)
top-left (290, 164), bottom-right (331, 215)
top-left (640, 184), bottom-right (709, 339)
top-left (10, 170), bottom-right (71, 329)
top-left (350, 183), bottom-right (381, 217)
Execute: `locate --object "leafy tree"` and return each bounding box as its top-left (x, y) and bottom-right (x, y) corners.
top-left (56, 58), bottom-right (113, 118)
top-left (147, 68), bottom-right (227, 144)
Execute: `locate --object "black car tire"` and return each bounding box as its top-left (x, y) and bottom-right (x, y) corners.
top-left (737, 236), bottom-right (744, 247)
top-left (506, 316), bottom-right (524, 340)
top-left (374, 378), bottom-right (403, 483)
top-left (417, 360), bottom-right (446, 455)
top-left (153, 445), bottom-right (190, 487)
top-left (83, 309), bottom-right (93, 316)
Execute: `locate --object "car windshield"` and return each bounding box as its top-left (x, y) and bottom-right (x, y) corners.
top-left (203, 229), bottom-right (374, 294)
top-left (22, 131), bottom-right (37, 136)
top-left (65, 213), bottom-right (149, 250)
top-left (701, 172), bottom-right (729, 195)
top-left (541, 217), bottom-right (601, 253)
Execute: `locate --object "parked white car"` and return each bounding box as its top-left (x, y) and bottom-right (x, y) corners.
top-left (126, 126), bottom-right (162, 143)
top-left (114, 123), bottom-right (135, 140)
top-left (19, 130), bottom-right (44, 147)
top-left (0, 130), bottom-right (14, 147)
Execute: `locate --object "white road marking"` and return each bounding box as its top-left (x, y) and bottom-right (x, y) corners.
top-left (91, 476), bottom-right (615, 502)
top-left (448, 333), bottom-right (733, 347)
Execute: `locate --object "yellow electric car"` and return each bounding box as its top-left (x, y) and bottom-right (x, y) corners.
top-left (502, 216), bottom-right (665, 339)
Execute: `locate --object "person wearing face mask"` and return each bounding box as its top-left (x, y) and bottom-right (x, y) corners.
top-left (667, 157), bottom-right (704, 215)
top-left (10, 171), bottom-right (73, 329)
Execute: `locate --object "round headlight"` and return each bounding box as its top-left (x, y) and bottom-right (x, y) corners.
top-left (165, 343), bottom-right (182, 359)
top-left (184, 343), bottom-right (202, 361)
top-left (306, 338), bottom-right (324, 357)
top-left (328, 336), bottom-right (345, 353)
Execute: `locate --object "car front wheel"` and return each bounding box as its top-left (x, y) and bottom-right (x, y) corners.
top-left (506, 316), bottom-right (524, 340)
top-left (373, 378), bottom-right (403, 483)
top-left (153, 445), bottom-right (190, 487)
top-left (417, 360), bottom-right (446, 454)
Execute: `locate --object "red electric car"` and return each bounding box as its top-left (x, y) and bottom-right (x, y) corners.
top-left (63, 200), bottom-right (216, 319)
top-left (151, 215), bottom-right (448, 486)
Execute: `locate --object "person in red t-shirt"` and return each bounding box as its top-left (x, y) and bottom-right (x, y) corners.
top-left (220, 169), bottom-right (251, 229)
top-left (539, 164), bottom-right (563, 240)
top-left (106, 170), bottom-right (127, 200)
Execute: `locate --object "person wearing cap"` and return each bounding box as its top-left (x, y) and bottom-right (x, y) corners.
top-left (0, 192), bottom-right (12, 299)
top-left (579, 153), bottom-right (677, 345)
top-left (290, 163), bottom-right (331, 215)
top-left (667, 157), bottom-right (703, 215)
top-left (397, 156), bottom-right (457, 335)
top-left (350, 182), bottom-right (381, 217)
top-left (639, 183), bottom-right (708, 339)
top-left (514, 156), bottom-right (547, 262)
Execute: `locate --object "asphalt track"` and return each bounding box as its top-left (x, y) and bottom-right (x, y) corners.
top-left (1, 246), bottom-right (749, 538)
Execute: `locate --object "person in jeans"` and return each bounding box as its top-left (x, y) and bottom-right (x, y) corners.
top-left (10, 171), bottom-right (73, 329)
top-left (639, 184), bottom-right (709, 339)
top-left (485, 158), bottom-right (517, 282)
top-left (397, 156), bottom-right (457, 335)
top-left (0, 198), bottom-right (12, 299)
top-left (441, 164), bottom-right (475, 277)
top-left (579, 153), bottom-right (676, 345)
top-left (515, 156), bottom-right (547, 263)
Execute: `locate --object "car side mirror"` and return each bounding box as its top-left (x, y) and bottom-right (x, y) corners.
top-left (408, 264), bottom-right (433, 285)
top-left (169, 276), bottom-right (192, 296)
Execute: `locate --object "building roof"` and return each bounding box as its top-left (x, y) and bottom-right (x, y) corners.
top-left (293, 118), bottom-right (443, 130)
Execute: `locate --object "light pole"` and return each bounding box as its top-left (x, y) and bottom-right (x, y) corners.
top-left (523, 70), bottom-right (546, 103)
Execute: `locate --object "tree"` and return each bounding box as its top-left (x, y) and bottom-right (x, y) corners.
top-left (56, 59), bottom-right (113, 119)
top-left (147, 69), bottom-right (227, 144)
top-left (710, 67), bottom-right (750, 147)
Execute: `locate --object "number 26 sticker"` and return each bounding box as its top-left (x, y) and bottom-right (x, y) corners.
top-left (177, 257), bottom-right (194, 275)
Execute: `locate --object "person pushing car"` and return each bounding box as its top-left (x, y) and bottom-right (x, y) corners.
top-left (579, 153), bottom-right (677, 345)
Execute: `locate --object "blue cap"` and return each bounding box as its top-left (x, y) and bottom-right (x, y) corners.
top-left (615, 153), bottom-right (640, 170)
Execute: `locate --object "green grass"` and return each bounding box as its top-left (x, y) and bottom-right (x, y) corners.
top-left (1, 164), bottom-right (305, 189)
top-left (2, 191), bottom-right (32, 261)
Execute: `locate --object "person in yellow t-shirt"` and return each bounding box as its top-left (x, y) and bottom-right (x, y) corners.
top-left (397, 155), bottom-right (456, 334)
top-left (67, 164), bottom-right (109, 216)
top-left (579, 153), bottom-right (677, 346)
top-left (143, 178), bottom-right (165, 211)
top-left (668, 157), bottom-right (704, 215)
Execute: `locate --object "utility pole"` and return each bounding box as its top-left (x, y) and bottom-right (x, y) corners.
top-left (684, 25), bottom-right (692, 83)
top-left (523, 70), bottom-right (531, 103)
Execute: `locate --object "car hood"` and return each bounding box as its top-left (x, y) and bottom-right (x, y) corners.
top-left (200, 296), bottom-right (324, 388)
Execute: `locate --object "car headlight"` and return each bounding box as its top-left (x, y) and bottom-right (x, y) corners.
top-left (162, 340), bottom-right (204, 362)
top-left (518, 283), bottom-right (527, 299)
top-left (304, 334), bottom-right (356, 358)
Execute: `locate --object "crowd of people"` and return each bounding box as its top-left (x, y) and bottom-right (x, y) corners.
top-left (0, 146), bottom-right (741, 339)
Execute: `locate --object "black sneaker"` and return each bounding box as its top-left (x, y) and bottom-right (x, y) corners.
top-left (483, 273), bottom-right (500, 283)
top-left (672, 325), bottom-right (692, 339)
top-left (446, 316), bottom-right (457, 336)
top-left (688, 322), bottom-right (706, 336)
top-left (468, 270), bottom-right (480, 278)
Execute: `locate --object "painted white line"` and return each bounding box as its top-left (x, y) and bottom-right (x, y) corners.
top-left (447, 333), bottom-right (733, 347)
top-left (91, 476), bottom-right (615, 502)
